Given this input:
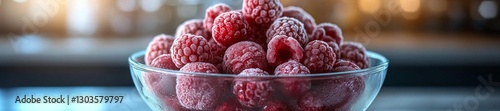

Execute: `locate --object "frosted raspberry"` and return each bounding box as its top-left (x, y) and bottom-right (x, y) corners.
top-left (302, 40), bottom-right (336, 73)
top-left (310, 23), bottom-right (343, 46)
top-left (161, 95), bottom-right (189, 111)
top-left (233, 68), bottom-right (274, 107)
top-left (204, 3), bottom-right (231, 33)
top-left (223, 41), bottom-right (268, 74)
top-left (145, 34), bottom-right (174, 65)
top-left (209, 39), bottom-right (227, 65)
top-left (313, 76), bottom-right (365, 110)
top-left (150, 54), bottom-right (179, 70)
top-left (332, 59), bottom-right (360, 72)
top-left (267, 35), bottom-right (303, 67)
top-left (171, 34), bottom-right (211, 68)
top-left (175, 19), bottom-right (211, 40)
top-left (282, 6), bottom-right (316, 34)
top-left (243, 0), bottom-right (283, 27)
top-left (246, 26), bottom-right (268, 50)
top-left (274, 60), bottom-right (311, 96)
top-left (215, 98), bottom-right (251, 111)
top-left (298, 92), bottom-right (326, 111)
top-left (212, 11), bottom-right (249, 47)
top-left (266, 17), bottom-right (308, 47)
top-left (327, 41), bottom-right (341, 59)
top-left (262, 100), bottom-right (290, 111)
top-left (339, 41), bottom-right (370, 69)
top-left (144, 54), bottom-right (179, 96)
top-left (176, 62), bottom-right (225, 110)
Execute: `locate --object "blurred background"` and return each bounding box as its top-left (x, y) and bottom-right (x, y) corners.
top-left (0, 0), bottom-right (499, 110)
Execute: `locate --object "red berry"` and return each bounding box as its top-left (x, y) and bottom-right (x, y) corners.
top-left (215, 99), bottom-right (251, 111)
top-left (176, 62), bottom-right (225, 110)
top-left (150, 54), bottom-right (179, 70)
top-left (262, 100), bottom-right (290, 111)
top-left (310, 23), bottom-right (343, 46)
top-left (332, 59), bottom-right (360, 72)
top-left (313, 76), bottom-right (365, 110)
top-left (144, 54), bottom-right (179, 96)
top-left (171, 34), bottom-right (212, 68)
top-left (145, 34), bottom-right (174, 65)
top-left (175, 19), bottom-right (211, 40)
top-left (204, 3), bottom-right (232, 33)
top-left (267, 35), bottom-right (304, 67)
top-left (161, 95), bottom-right (189, 111)
top-left (274, 60), bottom-right (311, 96)
top-left (339, 41), bottom-right (370, 69)
top-left (213, 11), bottom-right (249, 47)
top-left (298, 92), bottom-right (326, 111)
top-left (209, 39), bottom-right (227, 65)
top-left (267, 17), bottom-right (308, 47)
top-left (246, 26), bottom-right (268, 50)
top-left (233, 68), bottom-right (274, 107)
top-left (223, 41), bottom-right (268, 74)
top-left (327, 41), bottom-right (341, 59)
top-left (303, 40), bottom-right (337, 73)
top-left (243, 0), bottom-right (283, 27)
top-left (282, 6), bottom-right (316, 34)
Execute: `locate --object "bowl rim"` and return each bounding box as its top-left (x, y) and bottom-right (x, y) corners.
top-left (129, 50), bottom-right (388, 77)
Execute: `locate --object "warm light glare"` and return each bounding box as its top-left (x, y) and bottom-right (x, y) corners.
top-left (140, 0), bottom-right (162, 12)
top-left (400, 0), bottom-right (420, 12)
top-left (478, 1), bottom-right (498, 19)
top-left (13, 0), bottom-right (26, 3)
top-left (68, 0), bottom-right (97, 35)
top-left (117, 0), bottom-right (136, 12)
top-left (429, 0), bottom-right (447, 13)
top-left (358, 0), bottom-right (381, 13)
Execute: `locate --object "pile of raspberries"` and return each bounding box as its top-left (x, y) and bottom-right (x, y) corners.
top-left (143, 0), bottom-right (370, 111)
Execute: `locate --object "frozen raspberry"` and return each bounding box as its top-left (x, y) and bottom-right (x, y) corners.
top-left (246, 26), bottom-right (268, 50)
top-left (267, 35), bottom-right (303, 67)
top-left (243, 0), bottom-right (283, 27)
top-left (262, 100), bottom-right (290, 111)
top-left (302, 40), bottom-right (336, 73)
top-left (204, 3), bottom-right (231, 33)
top-left (223, 41), bottom-right (268, 74)
top-left (339, 41), bottom-right (370, 69)
top-left (332, 59), bottom-right (360, 72)
top-left (144, 54), bottom-right (179, 96)
top-left (150, 54), bottom-right (179, 70)
top-left (313, 76), bottom-right (365, 110)
top-left (298, 92), bottom-right (326, 111)
top-left (161, 95), bottom-right (189, 111)
top-left (171, 34), bottom-right (211, 68)
top-left (233, 68), bottom-right (274, 107)
top-left (282, 6), bottom-right (316, 34)
top-left (327, 41), bottom-right (341, 59)
top-left (176, 62), bottom-right (225, 110)
top-left (209, 39), bottom-right (227, 65)
top-left (175, 19), bottom-right (211, 40)
top-left (215, 99), bottom-right (251, 111)
top-left (274, 60), bottom-right (311, 96)
top-left (145, 34), bottom-right (174, 65)
top-left (212, 11), bottom-right (249, 47)
top-left (310, 23), bottom-right (343, 46)
top-left (266, 17), bottom-right (308, 47)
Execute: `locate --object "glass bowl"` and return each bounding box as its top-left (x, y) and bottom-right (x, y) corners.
top-left (129, 50), bottom-right (388, 111)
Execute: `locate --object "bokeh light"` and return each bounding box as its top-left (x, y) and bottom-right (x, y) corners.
top-left (117, 0), bottom-right (136, 12)
top-left (478, 1), bottom-right (498, 19)
top-left (140, 0), bottom-right (162, 12)
top-left (429, 0), bottom-right (447, 14)
top-left (67, 0), bottom-right (97, 35)
top-left (358, 0), bottom-right (381, 13)
top-left (400, 0), bottom-right (420, 13)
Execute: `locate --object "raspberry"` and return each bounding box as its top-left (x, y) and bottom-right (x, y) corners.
top-left (233, 68), bottom-right (274, 107)
top-left (215, 99), bottom-right (250, 111)
top-left (327, 41), bottom-right (341, 59)
top-left (209, 39), bottom-right (227, 65)
top-left (332, 59), bottom-right (360, 72)
top-left (175, 19), bottom-right (211, 40)
top-left (150, 54), bottom-right (179, 70)
top-left (302, 40), bottom-right (337, 73)
top-left (212, 11), bottom-right (249, 47)
top-left (246, 26), bottom-right (268, 50)
top-left (243, 0), bottom-right (283, 27)
top-left (274, 60), bottom-right (311, 96)
top-left (223, 41), bottom-right (268, 74)
top-left (176, 62), bottom-right (225, 110)
top-left (145, 34), bottom-right (174, 65)
top-left (171, 34), bottom-right (212, 68)
top-left (313, 76), bottom-right (365, 110)
top-left (204, 3), bottom-right (231, 33)
top-left (266, 17), bottom-right (308, 47)
top-left (262, 100), bottom-right (290, 111)
top-left (282, 6), bottom-right (316, 34)
top-left (144, 55), bottom-right (178, 98)
top-left (161, 95), bottom-right (189, 111)
top-left (267, 35), bottom-right (303, 67)
top-left (298, 92), bottom-right (326, 111)
top-left (339, 41), bottom-right (370, 69)
top-left (310, 23), bottom-right (343, 46)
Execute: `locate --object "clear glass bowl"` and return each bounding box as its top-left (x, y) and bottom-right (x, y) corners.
top-left (129, 50), bottom-right (388, 111)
